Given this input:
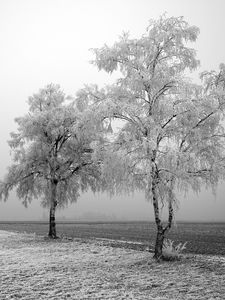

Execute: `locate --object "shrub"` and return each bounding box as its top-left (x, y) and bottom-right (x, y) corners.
top-left (162, 239), bottom-right (187, 261)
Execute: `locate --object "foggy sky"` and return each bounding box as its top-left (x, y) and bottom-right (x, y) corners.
top-left (0, 0), bottom-right (225, 222)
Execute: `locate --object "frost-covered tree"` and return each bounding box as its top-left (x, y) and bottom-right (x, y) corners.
top-left (0, 84), bottom-right (102, 238)
top-left (83, 15), bottom-right (225, 260)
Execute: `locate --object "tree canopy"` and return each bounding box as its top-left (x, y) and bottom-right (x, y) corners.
top-left (0, 84), bottom-right (103, 237)
top-left (81, 15), bottom-right (225, 259)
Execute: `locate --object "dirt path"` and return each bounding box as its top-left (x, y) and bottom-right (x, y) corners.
top-left (0, 230), bottom-right (225, 299)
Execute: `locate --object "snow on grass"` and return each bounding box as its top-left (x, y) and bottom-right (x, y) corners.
top-left (0, 230), bottom-right (225, 299)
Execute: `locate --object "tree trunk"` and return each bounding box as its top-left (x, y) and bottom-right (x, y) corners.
top-left (154, 226), bottom-right (165, 260)
top-left (48, 180), bottom-right (58, 238)
top-left (151, 177), bottom-right (164, 260)
top-left (152, 180), bottom-right (174, 260)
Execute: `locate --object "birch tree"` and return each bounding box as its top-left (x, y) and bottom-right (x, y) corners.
top-left (0, 84), bottom-right (102, 238)
top-left (85, 15), bottom-right (225, 259)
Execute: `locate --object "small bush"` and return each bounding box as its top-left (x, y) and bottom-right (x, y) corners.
top-left (162, 239), bottom-right (187, 261)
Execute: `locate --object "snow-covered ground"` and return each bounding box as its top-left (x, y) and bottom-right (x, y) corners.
top-left (0, 230), bottom-right (224, 300)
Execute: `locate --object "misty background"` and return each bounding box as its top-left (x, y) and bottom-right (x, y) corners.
top-left (0, 0), bottom-right (225, 222)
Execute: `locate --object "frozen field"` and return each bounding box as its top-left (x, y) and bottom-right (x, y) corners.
top-left (0, 221), bottom-right (225, 256)
top-left (0, 230), bottom-right (225, 300)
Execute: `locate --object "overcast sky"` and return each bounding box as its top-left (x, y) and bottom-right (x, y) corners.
top-left (0, 0), bottom-right (225, 222)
